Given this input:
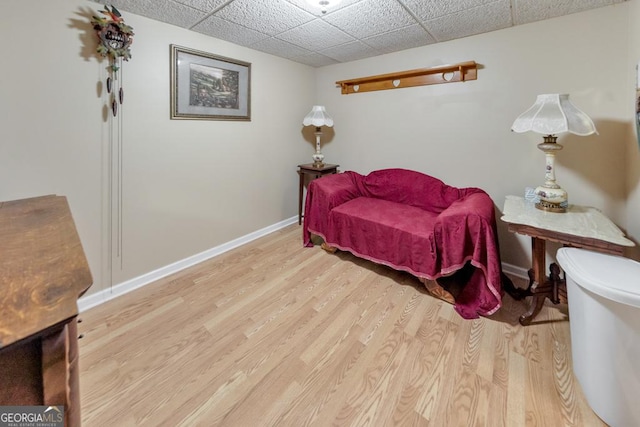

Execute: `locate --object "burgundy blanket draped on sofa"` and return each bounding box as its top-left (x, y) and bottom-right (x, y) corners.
top-left (303, 168), bottom-right (503, 319)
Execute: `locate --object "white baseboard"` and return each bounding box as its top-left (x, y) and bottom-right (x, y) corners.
top-left (78, 216), bottom-right (298, 313)
top-left (501, 262), bottom-right (529, 280)
top-left (79, 219), bottom-right (530, 313)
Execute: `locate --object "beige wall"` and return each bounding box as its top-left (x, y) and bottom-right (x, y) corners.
top-left (626, 0), bottom-right (640, 261)
top-left (0, 0), bottom-right (316, 296)
top-left (315, 4), bottom-right (632, 268)
top-left (0, 0), bottom-right (636, 300)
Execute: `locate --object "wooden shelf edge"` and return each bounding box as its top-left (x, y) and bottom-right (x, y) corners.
top-left (335, 61), bottom-right (478, 94)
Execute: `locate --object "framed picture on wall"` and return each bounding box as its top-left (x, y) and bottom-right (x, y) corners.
top-left (170, 45), bottom-right (251, 121)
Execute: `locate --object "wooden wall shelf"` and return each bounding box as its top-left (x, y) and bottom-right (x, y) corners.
top-left (336, 61), bottom-right (478, 95)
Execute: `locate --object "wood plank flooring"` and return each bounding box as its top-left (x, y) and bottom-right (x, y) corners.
top-left (78, 224), bottom-right (606, 426)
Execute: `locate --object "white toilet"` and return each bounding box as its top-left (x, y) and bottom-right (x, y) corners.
top-left (557, 247), bottom-right (640, 427)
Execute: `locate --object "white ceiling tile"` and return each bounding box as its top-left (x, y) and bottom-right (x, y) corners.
top-left (514, 0), bottom-right (613, 25)
top-left (93, 0), bottom-right (208, 28)
top-left (323, 0), bottom-right (417, 39)
top-left (276, 19), bottom-right (356, 51)
top-left (214, 0), bottom-right (315, 36)
top-left (401, 0), bottom-right (497, 20)
top-left (363, 23), bottom-right (436, 53)
top-left (173, 0), bottom-right (230, 12)
top-left (192, 16), bottom-right (269, 46)
top-left (290, 52), bottom-right (340, 67)
top-left (284, 0), bottom-right (362, 16)
top-left (90, 0), bottom-right (628, 66)
top-left (425, 0), bottom-right (512, 42)
top-left (249, 38), bottom-right (313, 60)
top-left (91, 0), bottom-right (139, 12)
top-left (320, 40), bottom-right (380, 62)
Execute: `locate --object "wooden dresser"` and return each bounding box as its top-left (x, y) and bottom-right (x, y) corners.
top-left (0, 195), bottom-right (93, 427)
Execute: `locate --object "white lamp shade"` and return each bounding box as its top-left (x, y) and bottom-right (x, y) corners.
top-left (511, 94), bottom-right (597, 136)
top-left (303, 105), bottom-right (334, 127)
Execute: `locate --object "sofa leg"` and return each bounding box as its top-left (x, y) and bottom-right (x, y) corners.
top-left (420, 278), bottom-right (455, 305)
top-left (320, 242), bottom-right (338, 253)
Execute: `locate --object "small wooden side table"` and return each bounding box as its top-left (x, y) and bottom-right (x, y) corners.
top-left (298, 163), bottom-right (339, 225)
top-left (501, 195), bottom-right (634, 325)
top-left (0, 195), bottom-right (93, 427)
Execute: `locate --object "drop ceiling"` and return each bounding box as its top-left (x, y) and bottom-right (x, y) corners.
top-left (91, 0), bottom-right (626, 67)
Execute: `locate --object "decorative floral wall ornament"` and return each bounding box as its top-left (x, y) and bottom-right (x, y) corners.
top-left (91, 5), bottom-right (134, 117)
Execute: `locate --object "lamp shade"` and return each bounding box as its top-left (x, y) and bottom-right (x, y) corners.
top-left (511, 94), bottom-right (597, 136)
top-left (303, 105), bottom-right (334, 128)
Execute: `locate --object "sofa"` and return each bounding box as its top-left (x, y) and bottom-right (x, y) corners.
top-left (303, 168), bottom-right (504, 319)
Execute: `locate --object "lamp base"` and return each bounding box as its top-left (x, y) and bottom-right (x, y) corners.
top-left (311, 130), bottom-right (325, 168)
top-left (535, 200), bottom-right (567, 213)
top-left (533, 136), bottom-right (568, 213)
top-left (312, 151), bottom-right (324, 168)
top-left (534, 181), bottom-right (567, 213)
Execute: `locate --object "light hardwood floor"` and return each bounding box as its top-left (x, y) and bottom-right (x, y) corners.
top-left (78, 224), bottom-right (605, 426)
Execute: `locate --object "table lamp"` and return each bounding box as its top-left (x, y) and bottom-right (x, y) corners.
top-left (303, 105), bottom-right (334, 168)
top-left (511, 93), bottom-right (597, 213)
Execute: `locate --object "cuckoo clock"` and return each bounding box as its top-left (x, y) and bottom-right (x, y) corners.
top-left (91, 5), bottom-right (134, 117)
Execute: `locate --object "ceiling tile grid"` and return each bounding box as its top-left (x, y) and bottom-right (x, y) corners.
top-left (284, 0), bottom-right (362, 16)
top-left (173, 0), bottom-right (230, 12)
top-left (321, 0), bottom-right (418, 39)
top-left (91, 0), bottom-right (627, 67)
top-left (249, 37), bottom-right (313, 60)
top-left (289, 52), bottom-right (340, 68)
top-left (400, 0), bottom-right (499, 21)
top-left (318, 40), bottom-right (380, 63)
top-left (423, 0), bottom-right (513, 42)
top-left (94, 0), bottom-right (209, 28)
top-left (212, 0), bottom-right (315, 36)
top-left (361, 23), bottom-right (437, 54)
top-left (275, 19), bottom-right (356, 52)
top-left (191, 15), bottom-right (267, 47)
top-left (513, 0), bottom-right (616, 25)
